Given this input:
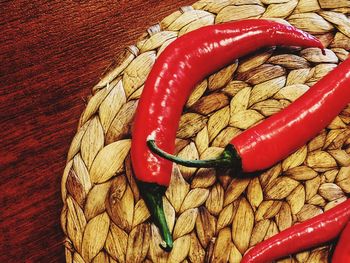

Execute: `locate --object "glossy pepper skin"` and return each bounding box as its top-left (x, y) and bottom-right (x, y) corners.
top-left (241, 199), bottom-right (350, 263)
top-left (131, 19), bottom-right (323, 251)
top-left (148, 57), bottom-right (350, 173)
top-left (231, 57), bottom-right (350, 172)
top-left (332, 221), bottom-right (350, 263)
top-left (132, 19), bottom-right (323, 186)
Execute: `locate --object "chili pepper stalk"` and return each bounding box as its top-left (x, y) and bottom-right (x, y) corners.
top-left (147, 140), bottom-right (241, 169)
top-left (137, 181), bottom-right (173, 251)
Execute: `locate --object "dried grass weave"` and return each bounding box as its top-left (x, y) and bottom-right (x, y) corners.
top-left (61, 0), bottom-right (350, 262)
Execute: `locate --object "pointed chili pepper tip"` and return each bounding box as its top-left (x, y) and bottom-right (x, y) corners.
top-left (147, 139), bottom-right (242, 171)
top-left (138, 181), bottom-right (173, 252)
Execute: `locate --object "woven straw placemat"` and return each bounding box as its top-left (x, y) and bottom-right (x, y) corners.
top-left (61, 1), bottom-right (350, 262)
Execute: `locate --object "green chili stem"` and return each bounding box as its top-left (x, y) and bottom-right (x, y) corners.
top-left (147, 140), bottom-right (241, 169)
top-left (138, 181), bottom-right (173, 251)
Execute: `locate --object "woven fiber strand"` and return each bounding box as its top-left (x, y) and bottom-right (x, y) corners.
top-left (61, 1), bottom-right (350, 262)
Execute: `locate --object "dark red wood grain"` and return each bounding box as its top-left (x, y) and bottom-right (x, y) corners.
top-left (0, 1), bottom-right (193, 262)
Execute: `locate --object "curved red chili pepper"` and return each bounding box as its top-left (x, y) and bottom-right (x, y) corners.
top-left (332, 221), bottom-right (350, 263)
top-left (241, 199), bottom-right (350, 263)
top-left (231, 57), bottom-right (350, 172)
top-left (131, 19), bottom-right (323, 250)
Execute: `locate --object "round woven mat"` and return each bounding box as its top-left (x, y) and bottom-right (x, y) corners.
top-left (61, 1), bottom-right (350, 262)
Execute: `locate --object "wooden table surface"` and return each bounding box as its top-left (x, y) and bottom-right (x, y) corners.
top-left (0, 1), bottom-right (193, 261)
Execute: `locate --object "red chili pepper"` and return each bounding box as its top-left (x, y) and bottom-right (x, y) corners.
top-left (131, 19), bottom-right (323, 250)
top-left (240, 199), bottom-right (350, 263)
top-left (231, 59), bottom-right (350, 172)
top-left (332, 221), bottom-right (350, 263)
top-left (149, 57), bottom-right (350, 172)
